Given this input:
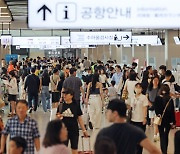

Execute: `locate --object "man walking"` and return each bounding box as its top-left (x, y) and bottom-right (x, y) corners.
top-left (0, 100), bottom-right (40, 154)
top-left (24, 67), bottom-right (40, 113)
top-left (96, 99), bottom-right (161, 154)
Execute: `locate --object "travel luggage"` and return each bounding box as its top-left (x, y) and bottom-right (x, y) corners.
top-left (78, 136), bottom-right (93, 154)
top-left (175, 111), bottom-right (180, 127)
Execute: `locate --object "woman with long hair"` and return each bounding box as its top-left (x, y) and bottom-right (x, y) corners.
top-left (123, 70), bottom-right (138, 106)
top-left (7, 70), bottom-right (18, 117)
top-left (86, 73), bottom-right (104, 129)
top-left (40, 69), bottom-right (51, 112)
top-left (146, 76), bottom-right (161, 142)
top-left (41, 120), bottom-right (70, 154)
top-left (154, 84), bottom-right (176, 154)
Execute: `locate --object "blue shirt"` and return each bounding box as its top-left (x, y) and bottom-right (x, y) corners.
top-left (2, 116), bottom-right (40, 154)
top-left (112, 72), bottom-right (123, 85)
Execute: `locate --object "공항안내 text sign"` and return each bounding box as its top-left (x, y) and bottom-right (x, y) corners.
top-left (28, 0), bottom-right (180, 29)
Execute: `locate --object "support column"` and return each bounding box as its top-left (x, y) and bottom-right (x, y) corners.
top-left (165, 30), bottom-right (169, 67)
top-left (120, 45), bottom-right (123, 63)
top-left (146, 45), bottom-right (149, 66)
top-left (132, 45), bottom-right (135, 59)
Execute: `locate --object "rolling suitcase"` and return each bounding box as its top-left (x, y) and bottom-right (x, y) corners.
top-left (78, 136), bottom-right (93, 154)
top-left (175, 111), bottom-right (180, 127)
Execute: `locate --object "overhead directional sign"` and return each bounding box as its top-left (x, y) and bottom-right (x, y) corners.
top-left (132, 35), bottom-right (158, 44)
top-left (12, 37), bottom-right (60, 46)
top-left (70, 32), bottom-right (132, 45)
top-left (28, 0), bottom-right (180, 29)
top-left (37, 5), bottom-right (51, 21)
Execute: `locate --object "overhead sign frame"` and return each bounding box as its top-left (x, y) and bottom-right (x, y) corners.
top-left (29, 0), bottom-right (180, 29)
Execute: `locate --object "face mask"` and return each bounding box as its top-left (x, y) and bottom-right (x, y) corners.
top-left (20, 66), bottom-right (23, 69)
top-left (135, 88), bottom-right (142, 94)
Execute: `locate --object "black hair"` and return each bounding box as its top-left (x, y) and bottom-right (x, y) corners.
top-left (31, 67), bottom-right (36, 73)
top-left (115, 65), bottom-right (121, 70)
top-left (129, 70), bottom-right (137, 81)
top-left (42, 69), bottom-right (49, 78)
top-left (43, 120), bottom-right (64, 148)
top-left (165, 70), bottom-right (172, 77)
top-left (111, 80), bottom-right (116, 86)
top-left (146, 66), bottom-right (152, 71)
top-left (16, 100), bottom-right (28, 106)
top-left (70, 68), bottom-right (77, 74)
top-left (159, 84), bottom-right (170, 95)
top-left (159, 65), bottom-right (166, 71)
top-left (9, 70), bottom-right (15, 77)
top-left (53, 68), bottom-right (59, 74)
top-left (169, 75), bottom-right (175, 83)
top-left (92, 73), bottom-right (99, 91)
top-left (135, 83), bottom-right (142, 88)
top-left (107, 99), bottom-right (127, 118)
top-left (10, 137), bottom-right (27, 154)
top-left (95, 137), bottom-right (116, 154)
top-left (148, 76), bottom-right (161, 91)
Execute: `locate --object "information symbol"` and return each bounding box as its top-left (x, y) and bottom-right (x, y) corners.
top-left (56, 3), bottom-right (77, 22)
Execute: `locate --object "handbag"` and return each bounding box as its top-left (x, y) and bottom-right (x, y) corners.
top-left (122, 90), bottom-right (128, 100)
top-left (154, 98), bottom-right (171, 126)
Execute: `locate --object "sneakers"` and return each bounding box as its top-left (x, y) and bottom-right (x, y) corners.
top-left (28, 107), bottom-right (33, 113)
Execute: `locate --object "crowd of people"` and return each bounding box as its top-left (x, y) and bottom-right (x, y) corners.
top-left (0, 56), bottom-right (179, 154)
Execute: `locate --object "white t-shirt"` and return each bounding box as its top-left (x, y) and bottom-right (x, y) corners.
top-left (8, 77), bottom-right (18, 95)
top-left (124, 79), bottom-right (138, 98)
top-left (131, 94), bottom-right (148, 122)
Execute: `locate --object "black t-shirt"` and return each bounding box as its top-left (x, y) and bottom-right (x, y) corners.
top-left (96, 123), bottom-right (147, 154)
top-left (57, 101), bottom-right (82, 135)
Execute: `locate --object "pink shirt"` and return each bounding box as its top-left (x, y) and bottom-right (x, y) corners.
top-left (40, 144), bottom-right (70, 154)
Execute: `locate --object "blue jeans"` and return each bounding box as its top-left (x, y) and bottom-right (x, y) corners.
top-left (41, 86), bottom-right (50, 112)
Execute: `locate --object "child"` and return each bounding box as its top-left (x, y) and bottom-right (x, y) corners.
top-left (108, 81), bottom-right (117, 101)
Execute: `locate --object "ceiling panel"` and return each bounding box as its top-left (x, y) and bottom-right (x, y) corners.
top-left (4, 0), bottom-right (27, 21)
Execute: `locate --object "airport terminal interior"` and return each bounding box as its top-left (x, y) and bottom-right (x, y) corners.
top-left (0, 0), bottom-right (180, 154)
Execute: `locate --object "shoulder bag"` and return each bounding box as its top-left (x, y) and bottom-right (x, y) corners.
top-left (154, 98), bottom-right (171, 126)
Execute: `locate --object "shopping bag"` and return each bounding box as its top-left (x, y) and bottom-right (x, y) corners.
top-left (50, 108), bottom-right (57, 121)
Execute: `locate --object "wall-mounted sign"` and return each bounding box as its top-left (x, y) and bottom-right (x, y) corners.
top-left (1, 35), bottom-right (12, 45)
top-left (29, 0), bottom-right (180, 29)
top-left (70, 32), bottom-right (132, 45)
top-left (12, 37), bottom-right (60, 46)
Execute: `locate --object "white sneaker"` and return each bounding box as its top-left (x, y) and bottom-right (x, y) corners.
top-left (28, 107), bottom-right (33, 113)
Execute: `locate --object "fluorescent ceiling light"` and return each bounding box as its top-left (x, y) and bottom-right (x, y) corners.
top-left (123, 44), bottom-right (131, 47)
top-left (0, 16), bottom-right (11, 18)
top-left (0, 7), bottom-right (7, 9)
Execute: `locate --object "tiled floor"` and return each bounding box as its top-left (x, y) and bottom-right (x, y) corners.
top-left (1, 106), bottom-right (179, 154)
